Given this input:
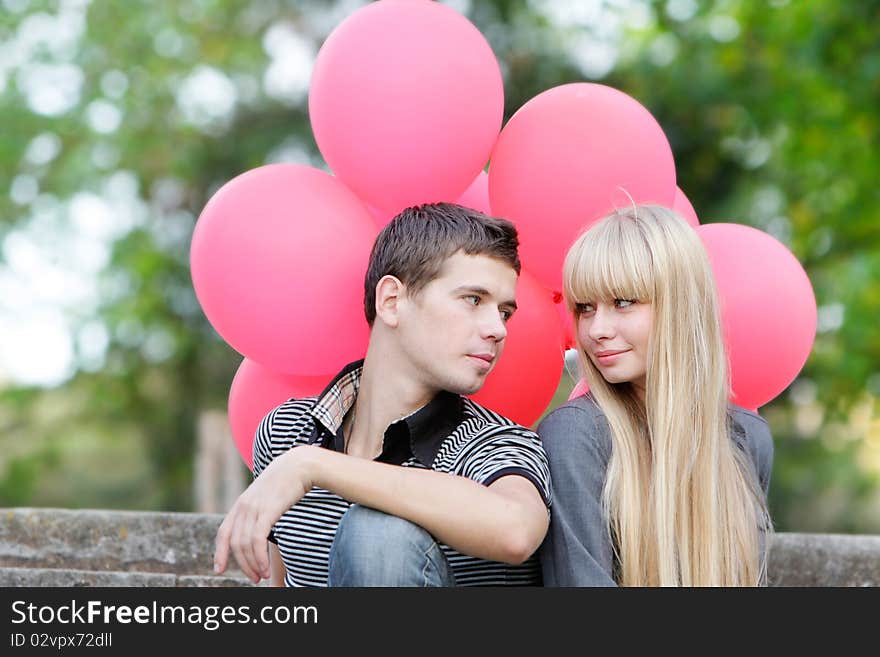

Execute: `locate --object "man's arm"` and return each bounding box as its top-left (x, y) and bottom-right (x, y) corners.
top-left (214, 444), bottom-right (549, 584)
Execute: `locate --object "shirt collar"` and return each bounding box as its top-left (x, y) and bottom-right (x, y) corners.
top-left (307, 359), bottom-right (464, 467)
top-left (403, 389), bottom-right (464, 467)
top-left (308, 359), bottom-right (363, 437)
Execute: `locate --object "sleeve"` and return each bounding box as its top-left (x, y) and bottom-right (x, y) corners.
top-left (461, 429), bottom-right (552, 510)
top-left (732, 409), bottom-right (775, 496)
top-left (251, 406), bottom-right (280, 544)
top-left (753, 423), bottom-right (774, 497)
top-left (251, 406), bottom-right (278, 479)
top-left (730, 409), bottom-right (775, 581)
top-left (536, 404), bottom-right (617, 587)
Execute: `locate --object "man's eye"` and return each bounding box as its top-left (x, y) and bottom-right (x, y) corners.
top-left (500, 309), bottom-right (513, 322)
top-left (615, 298), bottom-right (636, 308)
top-left (464, 295), bottom-right (480, 306)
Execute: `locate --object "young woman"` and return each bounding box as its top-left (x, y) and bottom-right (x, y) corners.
top-left (538, 205), bottom-right (773, 587)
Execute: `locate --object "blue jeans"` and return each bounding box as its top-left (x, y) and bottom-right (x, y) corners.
top-left (327, 504), bottom-right (456, 587)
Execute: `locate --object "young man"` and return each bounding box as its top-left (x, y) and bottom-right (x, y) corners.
top-left (213, 203), bottom-right (550, 586)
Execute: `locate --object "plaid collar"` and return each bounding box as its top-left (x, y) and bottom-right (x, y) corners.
top-left (309, 360), bottom-right (362, 436)
top-left (307, 359), bottom-right (464, 467)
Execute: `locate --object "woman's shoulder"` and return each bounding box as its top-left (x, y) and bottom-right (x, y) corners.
top-left (727, 404), bottom-right (774, 478)
top-left (536, 393), bottom-right (612, 456)
top-left (540, 392), bottom-right (608, 424)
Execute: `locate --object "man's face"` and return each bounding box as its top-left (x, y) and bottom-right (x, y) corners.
top-left (396, 251), bottom-right (518, 396)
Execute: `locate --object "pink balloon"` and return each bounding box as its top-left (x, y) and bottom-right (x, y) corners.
top-left (455, 170), bottom-right (492, 216)
top-left (697, 223), bottom-right (817, 409)
top-left (229, 359), bottom-right (329, 470)
top-left (555, 296), bottom-right (575, 350)
top-left (366, 203), bottom-right (394, 229)
top-left (309, 0), bottom-right (504, 214)
top-left (190, 164), bottom-right (377, 375)
top-left (470, 269), bottom-right (564, 427)
top-left (489, 83), bottom-right (677, 291)
top-left (367, 170), bottom-right (492, 229)
top-left (568, 378), bottom-right (590, 401)
top-left (672, 186), bottom-right (700, 227)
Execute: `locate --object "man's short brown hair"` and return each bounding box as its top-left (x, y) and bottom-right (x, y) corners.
top-left (363, 202), bottom-right (521, 326)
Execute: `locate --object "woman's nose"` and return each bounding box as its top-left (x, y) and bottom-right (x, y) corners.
top-left (587, 305), bottom-right (614, 340)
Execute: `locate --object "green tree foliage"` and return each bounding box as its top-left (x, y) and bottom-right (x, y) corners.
top-left (1, 0), bottom-right (877, 530)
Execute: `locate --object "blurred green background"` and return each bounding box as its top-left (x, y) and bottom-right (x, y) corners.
top-left (1, 0), bottom-right (878, 533)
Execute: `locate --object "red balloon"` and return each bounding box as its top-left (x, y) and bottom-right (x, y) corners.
top-left (555, 296), bottom-right (575, 350)
top-left (672, 186), bottom-right (700, 227)
top-left (489, 83), bottom-right (676, 291)
top-left (367, 170), bottom-right (492, 229)
top-left (309, 0), bottom-right (503, 214)
top-left (366, 202), bottom-right (394, 229)
top-left (190, 164), bottom-right (377, 375)
top-left (455, 170), bottom-right (492, 216)
top-left (470, 269), bottom-right (564, 427)
top-left (228, 359), bottom-right (329, 470)
top-left (697, 223), bottom-right (817, 409)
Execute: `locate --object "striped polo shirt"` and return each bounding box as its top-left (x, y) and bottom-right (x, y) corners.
top-left (252, 360), bottom-right (551, 587)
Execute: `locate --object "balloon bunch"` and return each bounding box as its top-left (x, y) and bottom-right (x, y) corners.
top-left (189, 1), bottom-right (816, 469)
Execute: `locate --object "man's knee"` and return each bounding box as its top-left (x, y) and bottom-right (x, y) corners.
top-left (328, 504), bottom-right (454, 586)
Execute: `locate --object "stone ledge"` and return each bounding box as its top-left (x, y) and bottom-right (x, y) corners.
top-left (0, 566), bottom-right (257, 587)
top-left (2, 508), bottom-right (879, 586)
top-left (767, 532), bottom-right (880, 587)
top-left (1, 508), bottom-right (227, 576)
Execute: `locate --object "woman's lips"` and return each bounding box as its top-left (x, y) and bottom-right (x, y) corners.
top-left (595, 349), bottom-right (630, 365)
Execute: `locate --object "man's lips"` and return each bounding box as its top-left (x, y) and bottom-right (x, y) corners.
top-left (467, 353), bottom-right (496, 371)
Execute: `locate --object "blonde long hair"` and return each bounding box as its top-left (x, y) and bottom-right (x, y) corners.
top-left (563, 205), bottom-right (770, 586)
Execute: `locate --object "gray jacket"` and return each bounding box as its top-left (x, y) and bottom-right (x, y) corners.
top-left (537, 393), bottom-right (774, 586)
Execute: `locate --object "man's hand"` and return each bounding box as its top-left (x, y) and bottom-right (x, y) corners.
top-left (213, 446), bottom-right (316, 583)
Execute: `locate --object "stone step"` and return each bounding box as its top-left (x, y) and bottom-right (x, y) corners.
top-left (3, 507), bottom-right (880, 586)
top-left (0, 566), bottom-right (257, 587)
top-left (1, 508), bottom-right (228, 576)
top-left (768, 532), bottom-right (880, 587)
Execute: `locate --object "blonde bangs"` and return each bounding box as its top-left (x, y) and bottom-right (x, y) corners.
top-left (563, 214), bottom-right (655, 312)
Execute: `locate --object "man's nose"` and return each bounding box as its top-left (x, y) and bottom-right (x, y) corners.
top-left (481, 308), bottom-right (508, 341)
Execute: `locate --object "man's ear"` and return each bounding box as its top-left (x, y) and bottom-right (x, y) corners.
top-left (374, 275), bottom-right (405, 328)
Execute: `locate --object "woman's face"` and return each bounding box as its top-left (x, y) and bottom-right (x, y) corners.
top-left (575, 297), bottom-right (653, 400)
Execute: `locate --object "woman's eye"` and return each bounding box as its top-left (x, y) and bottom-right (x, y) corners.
top-left (575, 302), bottom-right (595, 314)
top-left (615, 298), bottom-right (635, 308)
